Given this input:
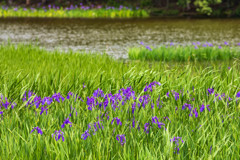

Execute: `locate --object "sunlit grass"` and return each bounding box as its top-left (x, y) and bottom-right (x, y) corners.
top-left (129, 44), bottom-right (240, 61)
top-left (0, 44), bottom-right (240, 159)
top-left (0, 7), bottom-right (149, 18)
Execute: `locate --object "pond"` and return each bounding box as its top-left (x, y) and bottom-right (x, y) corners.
top-left (0, 18), bottom-right (239, 59)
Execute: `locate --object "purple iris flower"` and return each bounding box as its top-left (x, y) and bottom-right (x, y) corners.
top-left (66, 91), bottom-right (73, 99)
top-left (119, 87), bottom-right (136, 101)
top-left (52, 130), bottom-right (64, 141)
top-left (228, 97), bottom-right (232, 101)
top-left (202, 44), bottom-right (207, 47)
top-left (23, 91), bottom-right (35, 102)
top-left (174, 92), bottom-right (179, 101)
top-left (218, 46), bottom-right (222, 49)
top-left (116, 134), bottom-right (126, 145)
top-left (163, 117), bottom-right (171, 122)
top-left (61, 118), bottom-right (72, 128)
top-left (208, 43), bottom-right (213, 47)
top-left (151, 103), bottom-right (154, 109)
top-left (40, 106), bottom-right (48, 115)
top-left (132, 118), bottom-right (136, 128)
top-left (170, 137), bottom-right (184, 154)
top-left (33, 96), bottom-right (42, 108)
top-left (41, 97), bottom-right (52, 105)
top-left (93, 88), bottom-right (104, 98)
top-left (144, 122), bottom-right (150, 134)
top-left (224, 41), bottom-right (229, 46)
top-left (93, 121), bottom-right (104, 132)
top-left (132, 102), bottom-right (136, 114)
top-left (0, 111), bottom-right (3, 115)
top-left (139, 95), bottom-right (151, 108)
top-left (2, 101), bottom-right (10, 109)
top-left (81, 129), bottom-right (91, 140)
top-left (11, 102), bottom-right (16, 109)
top-left (200, 105), bottom-right (205, 112)
top-left (87, 97), bottom-right (95, 110)
top-left (166, 92), bottom-right (170, 97)
top-left (237, 43), bottom-right (240, 46)
top-left (193, 108), bottom-right (198, 118)
top-left (30, 127), bottom-right (43, 135)
top-left (208, 88), bottom-right (214, 95)
top-left (236, 91), bottom-right (240, 98)
top-left (52, 93), bottom-right (65, 103)
top-left (3, 6), bottom-right (8, 10)
top-left (144, 81), bottom-right (161, 92)
top-left (194, 46), bottom-right (198, 49)
top-left (103, 98), bottom-right (109, 110)
top-left (152, 116), bottom-right (159, 124)
top-left (200, 104), bottom-right (210, 112)
top-left (146, 46), bottom-right (152, 51)
top-left (111, 117), bottom-right (122, 126)
top-left (119, 5), bottom-right (124, 10)
top-left (182, 103), bottom-right (192, 110)
top-left (156, 122), bottom-right (165, 129)
top-left (183, 104), bottom-right (199, 118)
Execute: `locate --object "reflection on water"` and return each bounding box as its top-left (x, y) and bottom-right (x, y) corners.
top-left (0, 18), bottom-right (240, 59)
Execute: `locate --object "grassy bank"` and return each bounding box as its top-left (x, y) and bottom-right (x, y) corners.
top-left (0, 44), bottom-right (240, 159)
top-left (0, 6), bottom-right (148, 18)
top-left (129, 42), bottom-right (240, 61)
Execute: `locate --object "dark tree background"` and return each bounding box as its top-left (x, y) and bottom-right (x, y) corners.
top-left (1, 0), bottom-right (240, 16)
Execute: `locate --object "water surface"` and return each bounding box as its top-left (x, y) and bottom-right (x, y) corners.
top-left (0, 18), bottom-right (239, 58)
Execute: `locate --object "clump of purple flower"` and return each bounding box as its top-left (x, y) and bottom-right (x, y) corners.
top-left (152, 116), bottom-right (165, 129)
top-left (116, 134), bottom-right (126, 145)
top-left (144, 81), bottom-right (161, 92)
top-left (52, 130), bottom-right (65, 141)
top-left (200, 104), bottom-right (210, 112)
top-left (30, 127), bottom-right (43, 135)
top-left (81, 129), bottom-right (91, 140)
top-left (61, 118), bottom-right (72, 128)
top-left (170, 137), bottom-right (184, 154)
top-left (111, 117), bottom-right (122, 126)
top-left (40, 106), bottom-right (48, 115)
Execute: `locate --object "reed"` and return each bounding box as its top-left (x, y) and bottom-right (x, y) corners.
top-left (0, 7), bottom-right (149, 18)
top-left (128, 43), bottom-right (240, 61)
top-left (0, 43), bottom-right (240, 159)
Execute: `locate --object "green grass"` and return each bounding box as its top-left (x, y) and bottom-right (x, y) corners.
top-left (0, 7), bottom-right (149, 18)
top-left (129, 45), bottom-right (240, 61)
top-left (0, 43), bottom-right (240, 159)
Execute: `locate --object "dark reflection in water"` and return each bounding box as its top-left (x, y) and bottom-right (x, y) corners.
top-left (0, 18), bottom-right (239, 59)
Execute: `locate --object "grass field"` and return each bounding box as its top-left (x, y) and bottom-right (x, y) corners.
top-left (129, 42), bottom-right (240, 61)
top-left (0, 43), bottom-right (240, 159)
top-left (0, 6), bottom-right (148, 18)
